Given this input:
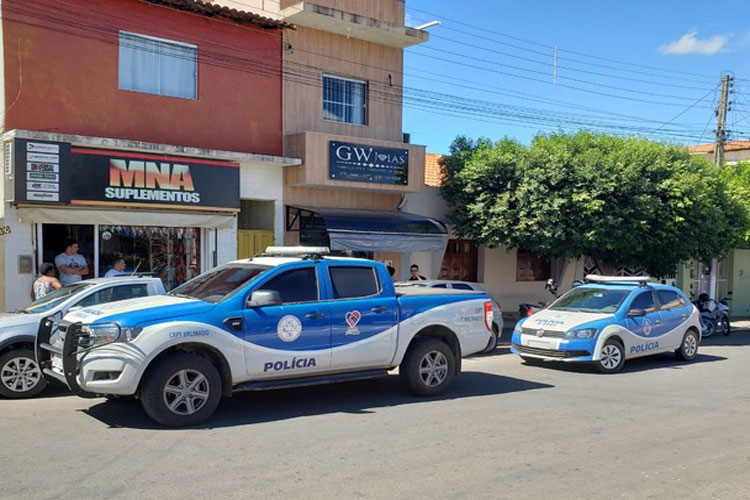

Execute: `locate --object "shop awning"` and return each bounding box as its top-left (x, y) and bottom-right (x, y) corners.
top-left (17, 206), bottom-right (235, 229)
top-left (288, 206), bottom-right (448, 253)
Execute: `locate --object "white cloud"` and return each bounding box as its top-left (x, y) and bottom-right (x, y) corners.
top-left (659, 29), bottom-right (729, 55)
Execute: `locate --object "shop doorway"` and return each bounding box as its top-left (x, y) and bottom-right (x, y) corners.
top-left (41, 224), bottom-right (95, 280)
top-left (99, 226), bottom-right (201, 290)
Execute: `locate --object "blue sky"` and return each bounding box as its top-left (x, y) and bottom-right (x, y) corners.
top-left (402, 0), bottom-right (750, 154)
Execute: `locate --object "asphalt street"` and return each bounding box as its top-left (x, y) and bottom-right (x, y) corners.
top-left (2, 332), bottom-right (749, 500)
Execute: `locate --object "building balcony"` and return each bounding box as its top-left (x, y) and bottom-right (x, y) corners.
top-left (280, 2), bottom-right (429, 47)
top-left (284, 131), bottom-right (425, 192)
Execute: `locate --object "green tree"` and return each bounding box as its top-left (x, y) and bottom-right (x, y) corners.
top-left (441, 131), bottom-right (748, 277)
top-left (721, 160), bottom-right (750, 246)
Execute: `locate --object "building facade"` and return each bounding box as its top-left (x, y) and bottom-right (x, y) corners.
top-left (0, 0), bottom-right (298, 310)
top-left (217, 0), bottom-right (444, 280)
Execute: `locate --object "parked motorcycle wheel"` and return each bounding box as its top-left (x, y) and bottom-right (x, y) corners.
top-left (701, 318), bottom-right (716, 338)
top-left (717, 315), bottom-right (731, 336)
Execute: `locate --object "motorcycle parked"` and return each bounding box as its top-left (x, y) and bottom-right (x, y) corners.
top-left (693, 293), bottom-right (731, 338)
top-left (518, 278), bottom-right (560, 317)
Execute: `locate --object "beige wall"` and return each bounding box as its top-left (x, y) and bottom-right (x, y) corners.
top-left (280, 0), bottom-right (405, 25)
top-left (480, 247), bottom-right (581, 317)
top-left (282, 26), bottom-right (403, 144)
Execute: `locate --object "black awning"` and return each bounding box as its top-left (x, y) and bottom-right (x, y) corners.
top-left (287, 206), bottom-right (448, 253)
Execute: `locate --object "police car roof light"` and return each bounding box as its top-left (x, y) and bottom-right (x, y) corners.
top-left (584, 274), bottom-right (651, 287)
top-left (261, 246), bottom-right (331, 259)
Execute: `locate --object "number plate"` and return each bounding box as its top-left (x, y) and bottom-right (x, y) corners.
top-left (51, 354), bottom-right (63, 373)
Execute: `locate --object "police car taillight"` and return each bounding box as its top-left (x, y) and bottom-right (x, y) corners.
top-left (525, 309), bottom-right (534, 317)
top-left (484, 302), bottom-right (494, 332)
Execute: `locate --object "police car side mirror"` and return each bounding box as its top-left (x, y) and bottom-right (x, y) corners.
top-left (628, 308), bottom-right (647, 317)
top-left (247, 290), bottom-right (282, 308)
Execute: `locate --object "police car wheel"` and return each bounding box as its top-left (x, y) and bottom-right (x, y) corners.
top-left (140, 353), bottom-right (222, 427)
top-left (676, 329), bottom-right (699, 361)
top-left (400, 338), bottom-right (456, 397)
top-left (0, 348), bottom-right (48, 399)
top-left (595, 340), bottom-right (625, 374)
top-left (483, 325), bottom-right (499, 353)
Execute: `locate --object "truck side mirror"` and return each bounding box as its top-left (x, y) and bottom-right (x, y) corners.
top-left (246, 290), bottom-right (282, 308)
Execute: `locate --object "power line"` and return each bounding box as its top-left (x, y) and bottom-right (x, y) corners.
top-left (2, 0), bottom-right (722, 143)
top-left (406, 5), bottom-right (724, 82)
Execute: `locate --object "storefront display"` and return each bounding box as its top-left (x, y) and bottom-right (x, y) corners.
top-left (99, 225), bottom-right (200, 290)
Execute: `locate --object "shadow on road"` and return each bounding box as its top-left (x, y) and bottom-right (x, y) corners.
top-left (81, 371), bottom-right (552, 430)
top-left (521, 352), bottom-right (727, 375)
top-left (701, 329), bottom-right (750, 347)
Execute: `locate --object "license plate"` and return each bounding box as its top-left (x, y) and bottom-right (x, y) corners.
top-left (51, 354), bottom-right (63, 373)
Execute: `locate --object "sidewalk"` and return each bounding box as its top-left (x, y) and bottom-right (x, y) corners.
top-left (731, 319), bottom-right (750, 332)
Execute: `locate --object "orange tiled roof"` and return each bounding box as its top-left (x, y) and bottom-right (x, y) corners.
top-left (688, 140), bottom-right (750, 154)
top-left (424, 153), bottom-right (444, 187)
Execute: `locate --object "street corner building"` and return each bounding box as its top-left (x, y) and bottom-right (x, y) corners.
top-left (0, 0), bottom-right (300, 311)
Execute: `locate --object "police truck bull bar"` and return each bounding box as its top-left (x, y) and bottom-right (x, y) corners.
top-left (36, 317), bottom-right (98, 398)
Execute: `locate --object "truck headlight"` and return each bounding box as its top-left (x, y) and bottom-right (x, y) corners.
top-left (81, 323), bottom-right (142, 347)
top-left (565, 328), bottom-right (597, 339)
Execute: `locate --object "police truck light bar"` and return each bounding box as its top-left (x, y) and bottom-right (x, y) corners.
top-left (262, 246), bottom-right (331, 257)
top-left (585, 275), bottom-right (651, 286)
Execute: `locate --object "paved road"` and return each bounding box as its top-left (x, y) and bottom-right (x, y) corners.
top-left (2, 333), bottom-right (750, 500)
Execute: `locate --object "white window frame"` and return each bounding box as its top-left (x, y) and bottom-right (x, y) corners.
top-left (118, 30), bottom-right (198, 100)
top-left (322, 74), bottom-right (368, 126)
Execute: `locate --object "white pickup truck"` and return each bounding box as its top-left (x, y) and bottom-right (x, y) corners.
top-left (38, 249), bottom-right (494, 426)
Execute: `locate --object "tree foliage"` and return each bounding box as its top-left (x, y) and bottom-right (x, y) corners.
top-left (721, 160), bottom-right (750, 247)
top-left (441, 131), bottom-right (749, 277)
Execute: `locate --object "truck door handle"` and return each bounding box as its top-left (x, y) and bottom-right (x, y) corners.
top-left (371, 306), bottom-right (388, 313)
top-left (654, 320), bottom-right (661, 324)
top-left (306, 312), bottom-right (325, 319)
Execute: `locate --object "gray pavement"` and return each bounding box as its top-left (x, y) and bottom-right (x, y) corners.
top-left (2, 332), bottom-right (750, 500)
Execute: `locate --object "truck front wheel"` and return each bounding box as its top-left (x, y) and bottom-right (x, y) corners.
top-left (140, 353), bottom-right (222, 427)
top-left (400, 338), bottom-right (456, 397)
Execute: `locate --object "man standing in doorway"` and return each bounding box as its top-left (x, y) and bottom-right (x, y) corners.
top-left (55, 239), bottom-right (89, 286)
top-left (408, 264), bottom-right (426, 281)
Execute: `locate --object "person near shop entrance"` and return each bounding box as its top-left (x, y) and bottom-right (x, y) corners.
top-left (55, 239), bottom-right (89, 286)
top-left (31, 263), bottom-right (63, 301)
top-left (408, 264), bottom-right (426, 281)
top-left (104, 258), bottom-right (127, 278)
top-left (385, 260), bottom-right (396, 278)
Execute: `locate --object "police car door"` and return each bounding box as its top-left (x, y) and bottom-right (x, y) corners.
top-left (242, 266), bottom-right (332, 379)
top-left (624, 290), bottom-right (665, 355)
top-left (655, 289), bottom-right (692, 349)
top-left (325, 264), bottom-right (398, 370)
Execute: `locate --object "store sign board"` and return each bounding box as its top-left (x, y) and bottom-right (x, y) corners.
top-left (329, 141), bottom-right (409, 185)
top-left (14, 139), bottom-right (71, 204)
top-left (14, 140), bottom-right (240, 210)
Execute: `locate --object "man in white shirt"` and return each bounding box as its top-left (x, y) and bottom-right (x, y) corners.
top-left (104, 258), bottom-right (127, 278)
top-left (54, 240), bottom-right (89, 286)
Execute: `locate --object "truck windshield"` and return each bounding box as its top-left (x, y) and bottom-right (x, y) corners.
top-left (169, 264), bottom-right (270, 303)
top-left (548, 287), bottom-right (629, 313)
top-left (23, 283), bottom-right (94, 314)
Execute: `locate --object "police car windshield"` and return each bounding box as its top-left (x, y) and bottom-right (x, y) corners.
top-left (548, 287), bottom-right (629, 313)
top-left (23, 283), bottom-right (94, 313)
top-left (170, 264), bottom-right (270, 303)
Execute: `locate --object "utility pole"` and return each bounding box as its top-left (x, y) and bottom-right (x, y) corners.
top-left (713, 74), bottom-right (732, 166)
top-left (708, 73), bottom-right (733, 299)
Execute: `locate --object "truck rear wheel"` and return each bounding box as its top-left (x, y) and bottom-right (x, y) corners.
top-left (140, 353), bottom-right (222, 427)
top-left (400, 338), bottom-right (456, 396)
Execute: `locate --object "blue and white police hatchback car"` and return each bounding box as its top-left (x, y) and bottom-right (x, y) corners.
top-left (511, 276), bottom-right (701, 373)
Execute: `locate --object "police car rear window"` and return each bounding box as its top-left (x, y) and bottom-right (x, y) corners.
top-left (329, 266), bottom-right (380, 299)
top-left (548, 287), bottom-right (628, 313)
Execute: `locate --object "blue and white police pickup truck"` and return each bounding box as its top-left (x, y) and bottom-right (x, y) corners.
top-left (511, 276), bottom-right (702, 373)
top-left (37, 248), bottom-right (494, 426)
